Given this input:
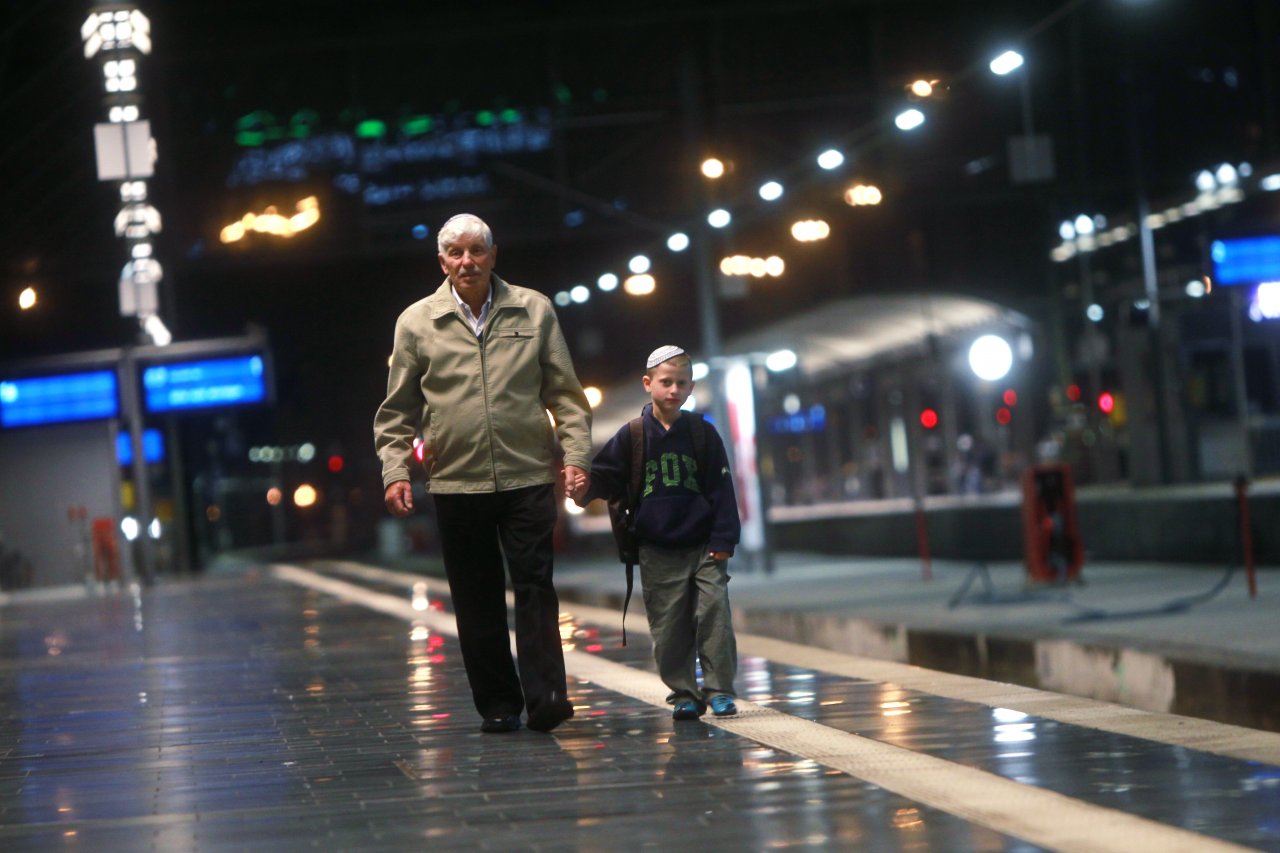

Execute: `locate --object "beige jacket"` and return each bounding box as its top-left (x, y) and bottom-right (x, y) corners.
top-left (374, 275), bottom-right (592, 493)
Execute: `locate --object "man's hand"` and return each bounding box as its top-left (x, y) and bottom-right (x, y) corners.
top-left (384, 481), bottom-right (414, 517)
top-left (563, 465), bottom-right (588, 502)
top-left (709, 551), bottom-right (731, 562)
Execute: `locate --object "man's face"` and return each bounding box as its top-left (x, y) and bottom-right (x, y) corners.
top-left (643, 360), bottom-right (695, 417)
top-left (438, 235), bottom-right (497, 296)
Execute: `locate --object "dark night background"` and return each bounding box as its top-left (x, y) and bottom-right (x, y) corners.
top-left (2, 0), bottom-right (1277, 531)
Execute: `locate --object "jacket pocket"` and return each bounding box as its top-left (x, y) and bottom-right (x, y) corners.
top-left (425, 410), bottom-right (462, 479)
top-left (490, 327), bottom-right (537, 343)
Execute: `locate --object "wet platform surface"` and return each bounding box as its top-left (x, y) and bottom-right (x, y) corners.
top-left (2, 561), bottom-right (1279, 852)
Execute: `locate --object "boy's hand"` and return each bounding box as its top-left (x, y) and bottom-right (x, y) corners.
top-left (709, 551), bottom-right (730, 561)
top-left (563, 465), bottom-right (588, 501)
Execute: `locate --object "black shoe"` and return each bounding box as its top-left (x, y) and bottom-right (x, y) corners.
top-left (527, 691), bottom-right (574, 733)
top-left (480, 714), bottom-right (522, 733)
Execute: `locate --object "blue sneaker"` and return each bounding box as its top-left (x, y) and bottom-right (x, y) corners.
top-left (672, 699), bottom-right (702, 720)
top-left (709, 694), bottom-right (738, 717)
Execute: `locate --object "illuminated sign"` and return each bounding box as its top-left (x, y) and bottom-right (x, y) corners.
top-left (220, 196), bottom-right (319, 243)
top-left (1211, 236), bottom-right (1280, 285)
top-left (117, 428), bottom-right (165, 465)
top-left (142, 354), bottom-right (267, 413)
top-left (227, 123), bottom-right (552, 188)
top-left (0, 371), bottom-right (119, 428)
top-left (770, 405), bottom-right (828, 435)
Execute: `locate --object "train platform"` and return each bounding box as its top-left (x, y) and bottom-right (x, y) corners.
top-left (549, 551), bottom-right (1280, 732)
top-left (1, 555), bottom-right (1278, 852)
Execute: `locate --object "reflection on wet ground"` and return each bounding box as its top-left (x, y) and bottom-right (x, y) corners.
top-left (0, 565), bottom-right (1274, 851)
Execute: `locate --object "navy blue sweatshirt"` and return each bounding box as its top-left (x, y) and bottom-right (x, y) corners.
top-left (581, 404), bottom-right (741, 554)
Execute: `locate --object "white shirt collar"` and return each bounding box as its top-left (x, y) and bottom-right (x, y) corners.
top-left (450, 283), bottom-right (492, 336)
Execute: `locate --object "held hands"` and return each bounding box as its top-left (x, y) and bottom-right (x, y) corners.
top-left (563, 465), bottom-right (588, 502)
top-left (384, 481), bottom-right (414, 517)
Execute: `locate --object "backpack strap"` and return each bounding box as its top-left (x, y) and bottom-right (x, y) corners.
top-left (688, 412), bottom-right (709, 492)
top-left (627, 417), bottom-right (645, 509)
top-left (621, 416), bottom-right (644, 646)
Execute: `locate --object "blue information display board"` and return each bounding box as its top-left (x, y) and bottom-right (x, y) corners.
top-left (116, 428), bottom-right (165, 465)
top-left (1211, 236), bottom-right (1280, 285)
top-left (142, 354), bottom-right (267, 413)
top-left (0, 371), bottom-right (119, 428)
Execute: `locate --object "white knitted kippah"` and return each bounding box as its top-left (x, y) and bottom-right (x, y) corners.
top-left (646, 345), bottom-right (686, 369)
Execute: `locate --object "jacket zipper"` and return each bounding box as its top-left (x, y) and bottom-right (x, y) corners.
top-left (478, 306), bottom-right (504, 488)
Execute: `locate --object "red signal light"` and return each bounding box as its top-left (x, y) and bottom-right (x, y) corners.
top-left (995, 407), bottom-right (1012, 425)
top-left (1002, 389), bottom-right (1018, 406)
top-left (920, 408), bottom-right (939, 429)
top-left (1098, 392), bottom-right (1115, 415)
top-left (327, 455), bottom-right (344, 473)
top-left (1066, 384), bottom-right (1081, 402)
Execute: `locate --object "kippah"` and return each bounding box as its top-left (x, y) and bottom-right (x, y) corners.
top-left (646, 345), bottom-right (686, 369)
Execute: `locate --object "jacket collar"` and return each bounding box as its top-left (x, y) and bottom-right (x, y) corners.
top-left (426, 275), bottom-right (509, 320)
top-left (642, 402), bottom-right (689, 435)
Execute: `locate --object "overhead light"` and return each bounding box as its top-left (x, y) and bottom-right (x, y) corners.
top-left (816, 149), bottom-right (845, 170)
top-left (707, 209), bottom-right (732, 228)
top-left (666, 232), bottom-right (690, 252)
top-left (895, 109), bottom-right (925, 131)
top-left (968, 335), bottom-right (1013, 381)
top-left (791, 219), bottom-right (830, 242)
top-left (765, 350), bottom-right (797, 372)
top-left (908, 79), bottom-right (936, 98)
top-left (624, 274), bottom-right (656, 296)
top-left (142, 313), bottom-right (171, 346)
top-left (844, 184), bottom-right (882, 206)
top-left (759, 181), bottom-right (784, 201)
top-left (989, 50), bottom-right (1024, 76)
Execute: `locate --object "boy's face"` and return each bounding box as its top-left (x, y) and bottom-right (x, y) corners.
top-left (643, 360), bottom-right (694, 417)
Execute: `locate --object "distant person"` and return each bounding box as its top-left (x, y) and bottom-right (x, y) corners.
top-left (374, 213), bottom-right (592, 734)
top-left (571, 346), bottom-right (742, 720)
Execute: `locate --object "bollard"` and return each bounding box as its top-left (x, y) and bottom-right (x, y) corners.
top-left (1234, 476), bottom-right (1257, 599)
top-left (1020, 464), bottom-right (1084, 585)
top-left (914, 497), bottom-right (932, 582)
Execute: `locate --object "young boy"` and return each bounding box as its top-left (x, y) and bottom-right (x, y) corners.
top-left (575, 345), bottom-right (742, 720)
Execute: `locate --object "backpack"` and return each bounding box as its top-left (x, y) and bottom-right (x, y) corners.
top-left (607, 412), bottom-right (708, 644)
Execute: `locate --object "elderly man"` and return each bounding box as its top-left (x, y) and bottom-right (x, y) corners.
top-left (374, 213), bottom-right (591, 733)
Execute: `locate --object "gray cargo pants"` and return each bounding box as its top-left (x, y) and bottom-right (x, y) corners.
top-left (638, 542), bottom-right (738, 706)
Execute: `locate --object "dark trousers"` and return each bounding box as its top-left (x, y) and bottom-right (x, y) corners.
top-left (432, 484), bottom-right (566, 719)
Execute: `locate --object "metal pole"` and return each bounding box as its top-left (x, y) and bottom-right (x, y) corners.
top-left (1227, 288), bottom-right (1254, 478)
top-left (1135, 191), bottom-right (1173, 483)
top-left (1126, 63), bottom-right (1174, 484)
top-left (1019, 71), bottom-right (1035, 138)
top-left (681, 40), bottom-right (772, 573)
top-left (164, 416), bottom-right (192, 573)
top-left (680, 46), bottom-right (723, 362)
top-left (119, 348), bottom-right (155, 584)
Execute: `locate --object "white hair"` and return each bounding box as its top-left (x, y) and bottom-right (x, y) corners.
top-left (437, 213), bottom-right (494, 253)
